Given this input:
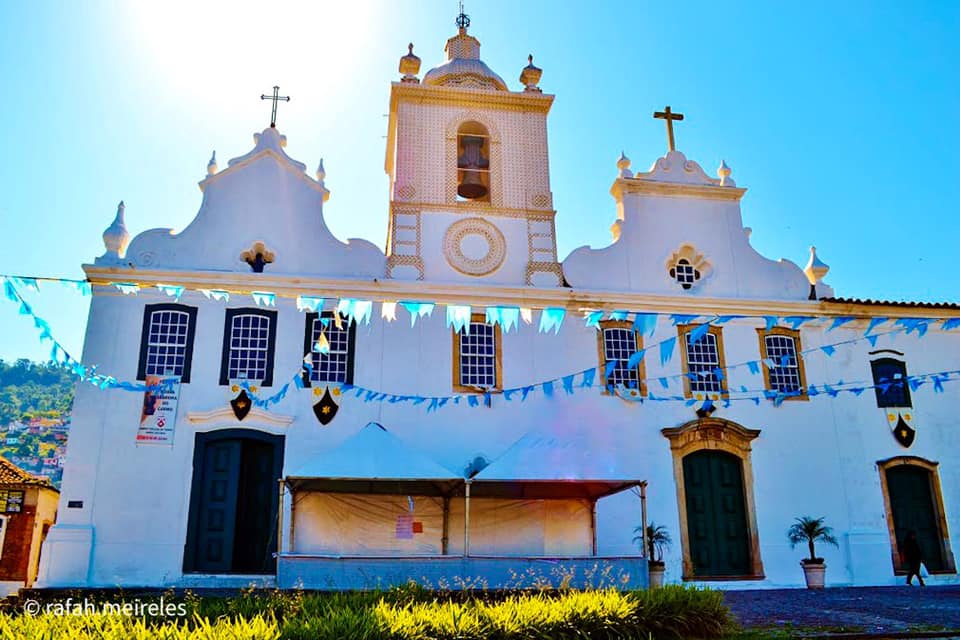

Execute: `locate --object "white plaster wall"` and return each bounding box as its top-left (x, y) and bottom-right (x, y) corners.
top-left (418, 210), bottom-right (531, 285)
top-left (43, 284), bottom-right (960, 588)
top-left (120, 128), bottom-right (385, 278)
top-left (562, 168), bottom-right (812, 300)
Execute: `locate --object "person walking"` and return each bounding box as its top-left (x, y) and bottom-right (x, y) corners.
top-left (901, 530), bottom-right (925, 587)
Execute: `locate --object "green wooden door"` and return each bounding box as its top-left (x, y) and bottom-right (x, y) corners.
top-left (184, 430), bottom-right (284, 574)
top-left (683, 450), bottom-right (752, 577)
top-left (886, 465), bottom-right (945, 571)
top-left (192, 439), bottom-right (242, 573)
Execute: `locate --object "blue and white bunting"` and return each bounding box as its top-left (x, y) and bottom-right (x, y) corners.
top-left (336, 298), bottom-right (373, 325)
top-left (296, 295), bottom-right (325, 313)
top-left (156, 284), bottom-right (185, 302)
top-left (632, 313), bottom-right (657, 337)
top-left (402, 301), bottom-right (435, 327)
top-left (200, 289), bottom-right (230, 302)
top-left (865, 317), bottom-right (887, 335)
top-left (659, 336), bottom-right (677, 365)
top-left (627, 349), bottom-right (646, 369)
top-left (485, 306), bottom-right (520, 332)
top-left (251, 291), bottom-right (276, 307)
top-left (446, 305), bottom-right (471, 334)
top-left (114, 283), bottom-right (140, 295)
top-left (539, 307), bottom-right (565, 334)
top-left (584, 310), bottom-right (604, 328)
top-left (784, 316), bottom-right (815, 330)
top-left (828, 316), bottom-right (855, 331)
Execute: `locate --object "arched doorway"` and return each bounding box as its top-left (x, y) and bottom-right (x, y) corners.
top-left (183, 429), bottom-right (284, 574)
top-left (662, 418), bottom-right (764, 580)
top-left (878, 457), bottom-right (956, 575)
top-left (682, 450), bottom-right (751, 576)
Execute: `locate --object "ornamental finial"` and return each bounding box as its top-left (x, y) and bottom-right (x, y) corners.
top-left (520, 53), bottom-right (542, 93)
top-left (399, 42), bottom-right (421, 82)
top-left (616, 151), bottom-right (633, 178)
top-left (102, 200), bottom-right (130, 259)
top-left (804, 246), bottom-right (829, 284)
top-left (207, 150), bottom-right (217, 176)
top-left (717, 159), bottom-right (732, 186)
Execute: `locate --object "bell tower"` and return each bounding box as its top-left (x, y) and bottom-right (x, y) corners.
top-left (384, 13), bottom-right (562, 286)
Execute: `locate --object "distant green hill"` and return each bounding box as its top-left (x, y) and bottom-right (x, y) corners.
top-left (0, 359), bottom-right (75, 425)
top-left (0, 359), bottom-right (74, 488)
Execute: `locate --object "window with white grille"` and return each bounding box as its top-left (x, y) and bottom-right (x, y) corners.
top-left (220, 309), bottom-right (277, 385)
top-left (670, 258), bottom-right (701, 290)
top-left (305, 313), bottom-right (355, 385)
top-left (602, 326), bottom-right (641, 389)
top-left (685, 330), bottom-right (724, 393)
top-left (137, 304), bottom-right (197, 382)
top-left (764, 334), bottom-right (802, 393)
top-left (456, 321), bottom-right (499, 390)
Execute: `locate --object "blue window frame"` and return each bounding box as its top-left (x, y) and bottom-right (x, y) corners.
top-left (219, 308), bottom-right (278, 386)
top-left (137, 303), bottom-right (198, 383)
top-left (871, 357), bottom-right (911, 408)
top-left (302, 312), bottom-right (356, 386)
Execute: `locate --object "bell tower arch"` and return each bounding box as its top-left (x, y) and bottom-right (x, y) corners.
top-left (383, 19), bottom-right (562, 286)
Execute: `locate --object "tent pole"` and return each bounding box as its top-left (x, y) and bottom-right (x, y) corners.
top-left (442, 495), bottom-right (451, 555)
top-left (591, 499), bottom-right (598, 556)
top-left (277, 479), bottom-right (285, 558)
top-left (464, 480), bottom-right (472, 557)
top-left (640, 482), bottom-right (648, 559)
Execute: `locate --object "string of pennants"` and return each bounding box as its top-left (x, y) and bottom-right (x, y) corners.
top-left (2, 274), bottom-right (959, 414)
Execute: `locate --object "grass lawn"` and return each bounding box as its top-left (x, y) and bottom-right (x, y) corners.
top-left (0, 585), bottom-right (736, 639)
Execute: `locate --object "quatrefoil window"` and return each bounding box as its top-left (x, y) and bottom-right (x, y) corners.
top-left (670, 259), bottom-right (700, 289)
top-left (240, 242), bottom-right (275, 273)
top-left (666, 244), bottom-right (711, 291)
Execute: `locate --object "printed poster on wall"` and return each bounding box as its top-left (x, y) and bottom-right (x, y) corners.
top-left (137, 375), bottom-right (180, 445)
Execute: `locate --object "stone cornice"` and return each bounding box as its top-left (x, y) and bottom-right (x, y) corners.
top-left (392, 201), bottom-right (556, 220)
top-left (610, 177), bottom-right (747, 202)
top-left (82, 265), bottom-right (960, 320)
top-left (389, 82), bottom-right (554, 114)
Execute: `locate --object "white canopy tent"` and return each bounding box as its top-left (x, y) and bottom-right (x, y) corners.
top-left (283, 424), bottom-right (647, 559)
top-left (468, 431), bottom-right (648, 556)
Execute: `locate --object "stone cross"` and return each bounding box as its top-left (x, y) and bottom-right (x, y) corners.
top-left (653, 106), bottom-right (684, 152)
top-left (260, 86), bottom-right (291, 128)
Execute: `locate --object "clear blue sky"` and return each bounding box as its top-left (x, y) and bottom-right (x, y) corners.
top-left (1, 0), bottom-right (958, 363)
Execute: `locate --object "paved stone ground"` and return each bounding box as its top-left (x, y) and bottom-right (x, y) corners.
top-left (724, 585), bottom-right (960, 635)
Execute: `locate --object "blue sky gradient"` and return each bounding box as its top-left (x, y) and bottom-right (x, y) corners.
top-left (1, 0), bottom-right (958, 362)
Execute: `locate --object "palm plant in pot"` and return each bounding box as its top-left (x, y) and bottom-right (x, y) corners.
top-left (633, 522), bottom-right (671, 587)
top-left (787, 516), bottom-right (838, 589)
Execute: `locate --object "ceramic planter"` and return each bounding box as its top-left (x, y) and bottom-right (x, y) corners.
top-left (801, 561), bottom-right (826, 588)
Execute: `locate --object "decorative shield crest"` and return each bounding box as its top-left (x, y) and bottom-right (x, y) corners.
top-left (312, 386), bottom-right (339, 425)
top-left (230, 389), bottom-right (252, 421)
top-left (886, 410), bottom-right (916, 448)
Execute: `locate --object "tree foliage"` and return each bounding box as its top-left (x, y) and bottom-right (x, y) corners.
top-left (787, 515), bottom-right (839, 562)
top-left (0, 359), bottom-right (75, 425)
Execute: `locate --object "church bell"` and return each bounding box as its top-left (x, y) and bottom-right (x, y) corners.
top-left (457, 135), bottom-right (489, 199)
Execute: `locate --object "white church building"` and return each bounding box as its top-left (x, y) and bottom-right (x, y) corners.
top-left (37, 17), bottom-right (959, 590)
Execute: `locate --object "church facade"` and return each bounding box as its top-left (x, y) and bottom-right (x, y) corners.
top-left (37, 18), bottom-right (959, 590)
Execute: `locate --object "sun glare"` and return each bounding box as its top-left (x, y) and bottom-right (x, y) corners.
top-left (123, 1), bottom-right (377, 116)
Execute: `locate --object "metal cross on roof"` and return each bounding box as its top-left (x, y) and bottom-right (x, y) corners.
top-left (260, 86), bottom-right (290, 128)
top-left (653, 105), bottom-right (684, 152)
top-left (456, 1), bottom-right (470, 29)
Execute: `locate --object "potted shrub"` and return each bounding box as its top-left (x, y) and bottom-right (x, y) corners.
top-left (633, 522), bottom-right (672, 587)
top-left (787, 516), bottom-right (838, 589)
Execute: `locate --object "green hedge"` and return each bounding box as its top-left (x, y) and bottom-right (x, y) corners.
top-left (1, 586), bottom-right (734, 639)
